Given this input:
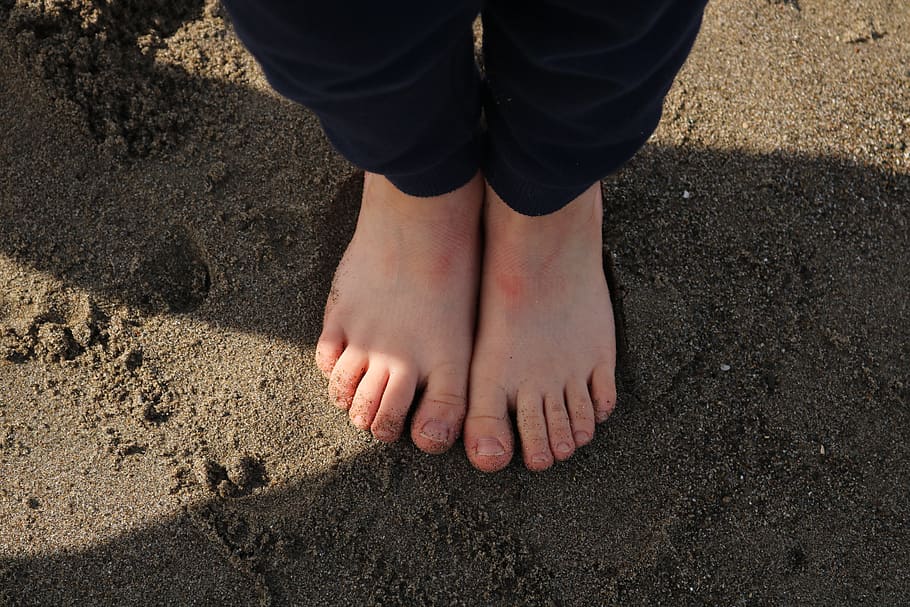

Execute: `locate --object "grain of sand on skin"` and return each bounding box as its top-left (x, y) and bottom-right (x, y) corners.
top-left (1, 0), bottom-right (909, 605)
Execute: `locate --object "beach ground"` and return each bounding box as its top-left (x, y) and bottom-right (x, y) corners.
top-left (1, 1), bottom-right (908, 605)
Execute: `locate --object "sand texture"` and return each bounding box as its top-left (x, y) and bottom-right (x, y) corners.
top-left (1, 0), bottom-right (909, 605)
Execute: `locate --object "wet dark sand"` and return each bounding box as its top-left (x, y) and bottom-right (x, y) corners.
top-left (1, 1), bottom-right (908, 605)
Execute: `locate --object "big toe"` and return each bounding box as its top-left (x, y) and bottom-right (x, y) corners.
top-left (464, 384), bottom-right (514, 472)
top-left (411, 364), bottom-right (468, 455)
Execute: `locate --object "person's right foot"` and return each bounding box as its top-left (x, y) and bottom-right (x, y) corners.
top-left (464, 182), bottom-right (617, 472)
top-left (315, 172), bottom-right (483, 454)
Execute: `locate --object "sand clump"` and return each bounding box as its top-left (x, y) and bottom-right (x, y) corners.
top-left (0, 287), bottom-right (101, 364)
top-left (194, 454), bottom-right (269, 498)
top-left (2, 0), bottom-right (249, 160)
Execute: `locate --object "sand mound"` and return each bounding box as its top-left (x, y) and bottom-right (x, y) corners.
top-left (2, 0), bottom-right (239, 159)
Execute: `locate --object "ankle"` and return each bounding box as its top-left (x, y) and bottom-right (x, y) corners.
top-left (484, 182), bottom-right (603, 272)
top-left (363, 172), bottom-right (483, 229)
top-left (354, 172), bottom-right (484, 277)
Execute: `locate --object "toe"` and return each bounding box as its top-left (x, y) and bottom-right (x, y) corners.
top-left (348, 365), bottom-right (390, 431)
top-left (516, 389), bottom-right (554, 472)
top-left (328, 347), bottom-right (368, 411)
top-left (370, 366), bottom-right (419, 442)
top-left (590, 362), bottom-right (617, 423)
top-left (315, 324), bottom-right (346, 379)
top-left (544, 392), bottom-right (575, 461)
top-left (566, 379), bottom-right (596, 447)
top-left (411, 363), bottom-right (468, 455)
top-left (464, 383), bottom-right (514, 473)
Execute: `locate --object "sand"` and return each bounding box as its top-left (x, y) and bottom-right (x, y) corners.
top-left (1, 0), bottom-right (908, 605)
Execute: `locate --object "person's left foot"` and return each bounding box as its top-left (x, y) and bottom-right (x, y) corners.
top-left (315, 172), bottom-right (483, 453)
top-left (464, 182), bottom-right (617, 472)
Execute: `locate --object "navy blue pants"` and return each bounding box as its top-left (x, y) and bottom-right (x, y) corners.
top-left (222, 0), bottom-right (707, 215)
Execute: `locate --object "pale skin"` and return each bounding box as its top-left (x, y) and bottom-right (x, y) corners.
top-left (315, 171), bottom-right (616, 472)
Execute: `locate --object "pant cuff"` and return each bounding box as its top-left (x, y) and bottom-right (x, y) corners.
top-left (381, 130), bottom-right (483, 198)
top-left (483, 132), bottom-right (650, 216)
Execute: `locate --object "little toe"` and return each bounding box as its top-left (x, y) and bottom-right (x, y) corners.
top-left (370, 367), bottom-right (419, 442)
top-left (590, 362), bottom-right (617, 423)
top-left (544, 392), bottom-right (575, 461)
top-left (315, 325), bottom-right (346, 379)
top-left (516, 389), bottom-right (554, 472)
top-left (566, 379), bottom-right (596, 447)
top-left (328, 347), bottom-right (368, 411)
top-left (464, 384), bottom-right (514, 473)
top-left (348, 365), bottom-right (390, 431)
top-left (411, 364), bottom-right (468, 455)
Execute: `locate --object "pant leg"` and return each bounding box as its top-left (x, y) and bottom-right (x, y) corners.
top-left (222, 0), bottom-right (483, 197)
top-left (481, 0), bottom-right (708, 215)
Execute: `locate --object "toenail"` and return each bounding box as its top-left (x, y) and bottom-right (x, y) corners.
top-left (419, 420), bottom-right (450, 444)
top-left (595, 410), bottom-right (609, 423)
top-left (531, 454), bottom-right (549, 465)
top-left (574, 431), bottom-right (590, 445)
top-left (476, 438), bottom-right (505, 457)
top-left (556, 441), bottom-right (572, 454)
top-left (352, 414), bottom-right (367, 428)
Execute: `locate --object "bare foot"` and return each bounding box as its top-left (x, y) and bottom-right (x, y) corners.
top-left (464, 182), bottom-right (617, 472)
top-left (315, 172), bottom-right (482, 453)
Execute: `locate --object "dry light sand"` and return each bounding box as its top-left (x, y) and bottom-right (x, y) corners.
top-left (1, 0), bottom-right (909, 605)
